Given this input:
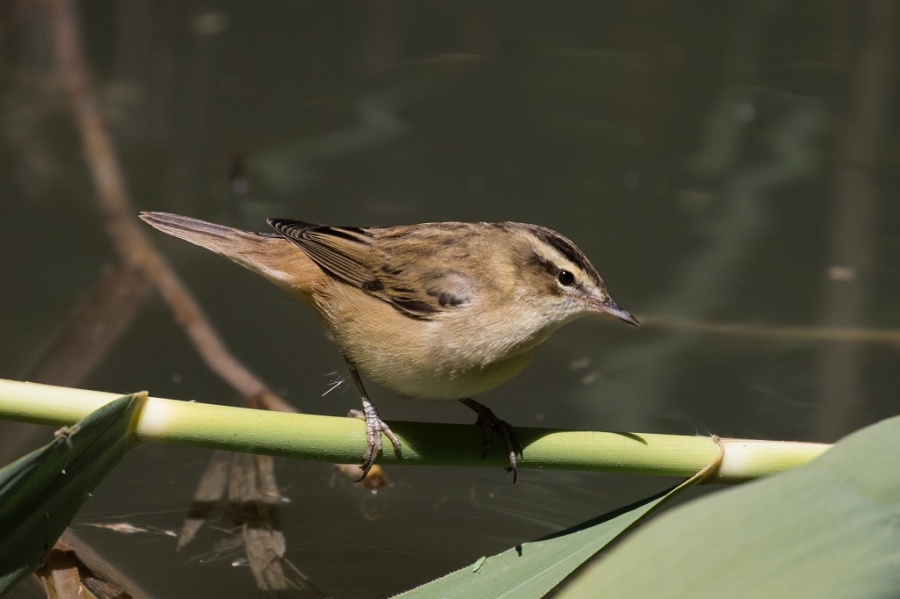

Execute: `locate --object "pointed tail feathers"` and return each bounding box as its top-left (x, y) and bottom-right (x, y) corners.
top-left (139, 212), bottom-right (320, 302)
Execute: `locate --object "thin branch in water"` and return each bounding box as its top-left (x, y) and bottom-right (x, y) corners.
top-left (643, 314), bottom-right (900, 347)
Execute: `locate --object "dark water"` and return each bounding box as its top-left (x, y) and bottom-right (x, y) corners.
top-left (2, 3), bottom-right (897, 597)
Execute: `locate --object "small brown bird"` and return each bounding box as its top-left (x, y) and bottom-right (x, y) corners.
top-left (140, 212), bottom-right (639, 480)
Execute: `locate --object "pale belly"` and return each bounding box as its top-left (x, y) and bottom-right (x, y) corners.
top-left (361, 345), bottom-right (540, 401)
top-left (317, 282), bottom-right (551, 400)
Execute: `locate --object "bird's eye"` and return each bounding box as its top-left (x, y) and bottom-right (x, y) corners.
top-left (557, 270), bottom-right (575, 286)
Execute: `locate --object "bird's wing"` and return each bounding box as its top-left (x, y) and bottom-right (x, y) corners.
top-left (268, 219), bottom-right (475, 318)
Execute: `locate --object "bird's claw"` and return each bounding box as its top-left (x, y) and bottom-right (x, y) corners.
top-left (349, 404), bottom-right (401, 482)
top-left (467, 402), bottom-right (523, 483)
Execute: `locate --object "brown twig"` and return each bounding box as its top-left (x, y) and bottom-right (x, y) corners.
top-left (45, 0), bottom-right (293, 413)
top-left (35, 532), bottom-right (156, 599)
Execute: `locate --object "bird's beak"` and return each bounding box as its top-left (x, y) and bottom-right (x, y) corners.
top-left (597, 297), bottom-right (640, 326)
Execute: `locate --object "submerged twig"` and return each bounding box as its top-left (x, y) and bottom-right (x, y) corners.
top-left (643, 314), bottom-right (900, 346)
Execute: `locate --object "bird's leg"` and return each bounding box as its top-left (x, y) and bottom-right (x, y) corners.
top-left (459, 398), bottom-right (524, 483)
top-left (344, 358), bottom-right (402, 481)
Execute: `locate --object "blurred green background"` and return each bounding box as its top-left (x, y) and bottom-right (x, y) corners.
top-left (1, 2), bottom-right (897, 597)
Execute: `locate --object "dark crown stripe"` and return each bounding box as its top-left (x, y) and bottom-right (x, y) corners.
top-left (528, 226), bottom-right (601, 285)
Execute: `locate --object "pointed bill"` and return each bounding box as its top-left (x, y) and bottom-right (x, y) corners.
top-left (598, 297), bottom-right (640, 326)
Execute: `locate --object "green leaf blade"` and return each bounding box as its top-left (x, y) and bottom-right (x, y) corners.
top-left (393, 479), bottom-right (698, 599)
top-left (0, 393), bottom-right (140, 594)
top-left (559, 416), bottom-right (900, 599)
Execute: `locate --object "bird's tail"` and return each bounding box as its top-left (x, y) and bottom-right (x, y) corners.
top-left (139, 211), bottom-right (319, 302)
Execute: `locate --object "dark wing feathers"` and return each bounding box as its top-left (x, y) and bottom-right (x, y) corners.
top-left (301, 236), bottom-right (371, 287)
top-left (267, 219), bottom-right (468, 318)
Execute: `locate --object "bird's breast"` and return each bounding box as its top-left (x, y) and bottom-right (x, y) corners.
top-left (313, 281), bottom-right (547, 400)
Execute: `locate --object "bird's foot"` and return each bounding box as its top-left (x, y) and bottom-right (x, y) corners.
top-left (349, 399), bottom-right (402, 482)
top-left (460, 398), bottom-right (524, 483)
